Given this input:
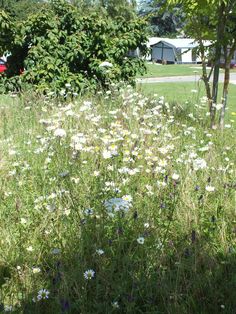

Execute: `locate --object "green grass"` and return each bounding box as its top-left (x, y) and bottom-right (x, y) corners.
top-left (137, 81), bottom-right (236, 124)
top-left (139, 62), bottom-right (228, 78)
top-left (0, 90), bottom-right (236, 313)
top-left (139, 63), bottom-right (206, 78)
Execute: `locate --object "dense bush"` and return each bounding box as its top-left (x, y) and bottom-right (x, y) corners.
top-left (0, 0), bottom-right (148, 94)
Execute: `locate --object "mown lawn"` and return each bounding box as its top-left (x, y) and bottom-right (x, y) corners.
top-left (139, 63), bottom-right (207, 78)
top-left (138, 62), bottom-right (228, 78)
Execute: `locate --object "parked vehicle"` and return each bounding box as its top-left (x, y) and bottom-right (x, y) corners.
top-left (0, 58), bottom-right (7, 73)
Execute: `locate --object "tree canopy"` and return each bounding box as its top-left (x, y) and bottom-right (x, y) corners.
top-left (138, 0), bottom-right (184, 36)
top-left (1, 0), bottom-right (47, 21)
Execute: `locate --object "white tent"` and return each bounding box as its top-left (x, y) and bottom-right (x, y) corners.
top-left (129, 37), bottom-right (162, 60)
top-left (145, 37), bottom-right (162, 60)
top-left (151, 38), bottom-right (211, 64)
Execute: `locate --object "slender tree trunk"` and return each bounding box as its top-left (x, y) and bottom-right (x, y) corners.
top-left (219, 65), bottom-right (230, 129)
top-left (199, 39), bottom-right (212, 110)
top-left (219, 41), bottom-right (236, 129)
top-left (211, 2), bottom-right (226, 128)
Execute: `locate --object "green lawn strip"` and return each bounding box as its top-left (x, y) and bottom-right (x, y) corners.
top-left (139, 63), bottom-right (224, 78)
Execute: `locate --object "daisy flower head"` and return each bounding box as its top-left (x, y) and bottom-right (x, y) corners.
top-left (205, 185), bottom-right (215, 192)
top-left (112, 301), bottom-right (120, 309)
top-left (20, 217), bottom-right (27, 224)
top-left (137, 236), bottom-right (145, 244)
top-left (37, 289), bottom-right (50, 301)
top-left (102, 149), bottom-right (112, 159)
top-left (26, 246), bottom-right (34, 252)
top-left (172, 173), bottom-right (180, 181)
top-left (96, 249), bottom-right (104, 255)
top-left (122, 195), bottom-right (132, 203)
top-left (54, 128), bottom-right (66, 138)
top-left (193, 158), bottom-right (207, 171)
top-left (84, 269), bottom-right (95, 280)
top-left (32, 267), bottom-right (41, 274)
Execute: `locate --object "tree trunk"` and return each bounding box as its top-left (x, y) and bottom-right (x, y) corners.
top-left (219, 65), bottom-right (230, 129)
top-left (199, 39), bottom-right (212, 110)
top-left (211, 2), bottom-right (226, 128)
top-left (219, 41), bottom-right (236, 129)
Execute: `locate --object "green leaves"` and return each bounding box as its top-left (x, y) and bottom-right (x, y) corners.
top-left (0, 10), bottom-right (15, 54)
top-left (1, 0), bottom-right (47, 21)
top-left (0, 0), bottom-right (148, 94)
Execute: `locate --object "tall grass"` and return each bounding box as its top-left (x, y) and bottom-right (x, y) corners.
top-left (0, 89), bottom-right (235, 313)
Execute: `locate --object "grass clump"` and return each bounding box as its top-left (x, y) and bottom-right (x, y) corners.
top-left (0, 88), bottom-right (235, 313)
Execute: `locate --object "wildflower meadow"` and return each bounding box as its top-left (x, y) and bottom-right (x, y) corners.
top-left (0, 87), bottom-right (235, 313)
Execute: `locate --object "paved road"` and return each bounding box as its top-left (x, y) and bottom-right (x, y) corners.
top-left (137, 73), bottom-right (236, 84)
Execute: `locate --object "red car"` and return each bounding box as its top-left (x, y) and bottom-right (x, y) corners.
top-left (0, 58), bottom-right (7, 73)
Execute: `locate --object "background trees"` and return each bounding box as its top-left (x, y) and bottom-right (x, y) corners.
top-left (67, 0), bottom-right (137, 19)
top-left (1, 0), bottom-right (46, 21)
top-left (138, 0), bottom-right (184, 37)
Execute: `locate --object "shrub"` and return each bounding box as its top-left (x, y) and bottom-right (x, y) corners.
top-left (0, 0), bottom-right (148, 94)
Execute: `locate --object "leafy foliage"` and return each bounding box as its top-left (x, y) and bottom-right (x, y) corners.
top-left (0, 0), bottom-right (148, 94)
top-left (0, 10), bottom-right (14, 55)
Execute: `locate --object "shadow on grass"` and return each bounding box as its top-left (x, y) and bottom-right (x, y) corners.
top-left (4, 222), bottom-right (235, 314)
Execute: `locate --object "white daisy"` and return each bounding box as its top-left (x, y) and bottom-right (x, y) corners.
top-left (96, 249), bottom-right (104, 255)
top-left (37, 289), bottom-right (50, 300)
top-left (205, 185), bottom-right (215, 192)
top-left (137, 237), bottom-right (145, 244)
top-left (32, 267), bottom-right (41, 274)
top-left (54, 128), bottom-right (66, 138)
top-left (84, 269), bottom-right (95, 280)
top-left (172, 173), bottom-right (180, 181)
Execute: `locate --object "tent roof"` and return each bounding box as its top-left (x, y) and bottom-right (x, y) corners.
top-left (147, 37), bottom-right (162, 47)
top-left (151, 38), bottom-right (211, 49)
